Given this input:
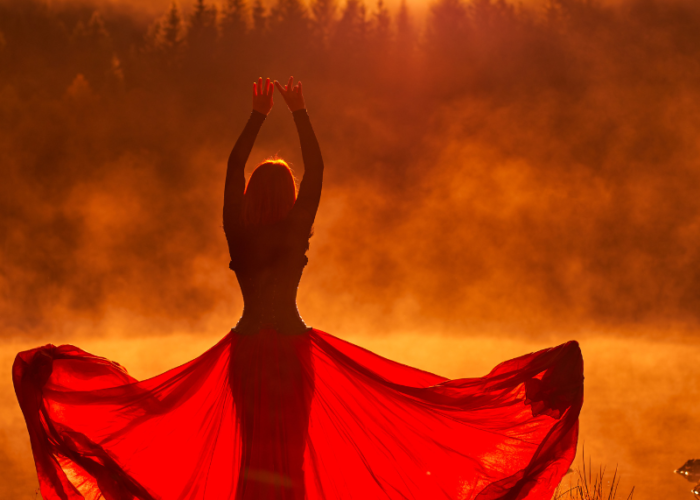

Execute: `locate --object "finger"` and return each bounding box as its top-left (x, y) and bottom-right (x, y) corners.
top-left (265, 77), bottom-right (271, 96)
top-left (253, 82), bottom-right (257, 97)
top-left (274, 80), bottom-right (285, 94)
top-left (287, 76), bottom-right (294, 93)
top-left (258, 77), bottom-right (263, 96)
top-left (297, 81), bottom-right (303, 97)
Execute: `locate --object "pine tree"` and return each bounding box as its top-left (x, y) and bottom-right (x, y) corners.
top-left (188, 0), bottom-right (218, 48)
top-left (359, 3), bottom-right (367, 41)
top-left (396, 0), bottom-right (411, 46)
top-left (162, 1), bottom-right (185, 52)
top-left (140, 2), bottom-right (185, 82)
top-left (222, 0), bottom-right (248, 42)
top-left (361, 0), bottom-right (391, 77)
top-left (425, 0), bottom-right (467, 54)
top-left (269, 0), bottom-right (309, 63)
top-left (334, 0), bottom-right (367, 50)
top-left (186, 0), bottom-right (218, 81)
top-left (371, 0), bottom-right (391, 48)
top-left (470, 0), bottom-right (514, 32)
top-left (71, 11), bottom-right (113, 87)
top-left (543, 0), bottom-right (565, 36)
top-left (395, 0), bottom-right (414, 62)
top-left (252, 0), bottom-right (268, 36)
top-left (73, 11), bottom-right (110, 48)
top-left (310, 0), bottom-right (337, 49)
top-left (270, 0), bottom-right (308, 29)
top-left (328, 0), bottom-right (368, 75)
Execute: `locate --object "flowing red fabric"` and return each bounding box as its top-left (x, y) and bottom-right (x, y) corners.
top-left (13, 329), bottom-right (583, 500)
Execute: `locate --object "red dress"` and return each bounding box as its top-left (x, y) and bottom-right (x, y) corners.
top-left (13, 109), bottom-right (583, 498)
top-left (14, 328), bottom-right (583, 500)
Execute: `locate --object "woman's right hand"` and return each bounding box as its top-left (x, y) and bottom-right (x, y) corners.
top-left (274, 76), bottom-right (306, 112)
top-left (253, 77), bottom-right (274, 115)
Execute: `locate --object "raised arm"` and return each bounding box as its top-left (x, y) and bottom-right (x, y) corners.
top-left (274, 77), bottom-right (324, 231)
top-left (223, 78), bottom-right (274, 236)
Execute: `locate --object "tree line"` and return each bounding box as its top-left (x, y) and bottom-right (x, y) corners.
top-left (6, 0), bottom-right (693, 102)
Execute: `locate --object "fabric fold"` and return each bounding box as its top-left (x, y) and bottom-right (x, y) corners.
top-left (14, 329), bottom-right (583, 500)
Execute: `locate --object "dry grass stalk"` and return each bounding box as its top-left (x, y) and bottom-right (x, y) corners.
top-left (553, 452), bottom-right (634, 500)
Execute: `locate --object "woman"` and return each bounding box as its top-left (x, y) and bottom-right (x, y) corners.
top-left (14, 77), bottom-right (584, 500)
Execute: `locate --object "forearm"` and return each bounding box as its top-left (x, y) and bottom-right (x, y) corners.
top-left (223, 110), bottom-right (267, 230)
top-left (292, 109), bottom-right (324, 214)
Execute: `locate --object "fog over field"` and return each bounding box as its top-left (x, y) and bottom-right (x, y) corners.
top-left (1, 0), bottom-right (700, 497)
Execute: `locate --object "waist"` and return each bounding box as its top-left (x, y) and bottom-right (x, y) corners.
top-left (234, 305), bottom-right (309, 335)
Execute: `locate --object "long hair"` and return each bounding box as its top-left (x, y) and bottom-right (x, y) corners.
top-left (242, 158), bottom-right (298, 226)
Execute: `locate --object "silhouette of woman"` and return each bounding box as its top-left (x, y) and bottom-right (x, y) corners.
top-left (224, 76), bottom-right (319, 500)
top-left (13, 77), bottom-right (584, 500)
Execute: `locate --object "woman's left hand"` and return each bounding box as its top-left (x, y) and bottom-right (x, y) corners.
top-left (274, 76), bottom-right (306, 112)
top-left (252, 77), bottom-right (274, 115)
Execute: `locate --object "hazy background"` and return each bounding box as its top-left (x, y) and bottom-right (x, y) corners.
top-left (1, 0), bottom-right (700, 497)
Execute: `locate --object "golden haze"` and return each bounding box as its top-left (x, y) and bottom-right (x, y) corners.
top-left (1, 0), bottom-right (700, 498)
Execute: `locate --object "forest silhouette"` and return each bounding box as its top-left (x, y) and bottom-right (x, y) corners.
top-left (2, 0), bottom-right (700, 339)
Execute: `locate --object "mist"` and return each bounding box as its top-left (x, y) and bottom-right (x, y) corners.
top-left (3, 0), bottom-right (700, 340)
top-left (2, 0), bottom-right (700, 497)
